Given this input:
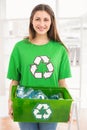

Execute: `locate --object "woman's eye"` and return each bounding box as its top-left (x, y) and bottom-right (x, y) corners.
top-left (44, 18), bottom-right (49, 21)
top-left (35, 18), bottom-right (40, 21)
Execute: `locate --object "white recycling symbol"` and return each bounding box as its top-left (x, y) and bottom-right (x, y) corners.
top-left (30, 56), bottom-right (54, 78)
top-left (33, 103), bottom-right (52, 120)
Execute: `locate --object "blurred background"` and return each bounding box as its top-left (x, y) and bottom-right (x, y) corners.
top-left (0, 0), bottom-right (87, 130)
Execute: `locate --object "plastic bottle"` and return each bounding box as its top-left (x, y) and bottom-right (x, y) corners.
top-left (16, 86), bottom-right (34, 98)
top-left (16, 86), bottom-right (25, 98)
top-left (32, 90), bottom-right (48, 99)
top-left (49, 92), bottom-right (64, 100)
top-left (16, 86), bottom-right (48, 99)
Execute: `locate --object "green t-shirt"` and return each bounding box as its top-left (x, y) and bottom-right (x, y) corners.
top-left (7, 38), bottom-right (71, 88)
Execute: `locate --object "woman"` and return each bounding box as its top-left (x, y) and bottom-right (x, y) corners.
top-left (7, 4), bottom-right (71, 130)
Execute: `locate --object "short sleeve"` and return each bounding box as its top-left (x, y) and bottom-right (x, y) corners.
top-left (58, 48), bottom-right (72, 79)
top-left (7, 45), bottom-right (21, 81)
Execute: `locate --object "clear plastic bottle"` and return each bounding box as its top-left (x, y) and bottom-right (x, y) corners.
top-left (23, 88), bottom-right (34, 98)
top-left (32, 90), bottom-right (48, 99)
top-left (16, 86), bottom-right (48, 99)
top-left (16, 86), bottom-right (34, 98)
top-left (16, 85), bottom-right (25, 98)
top-left (49, 92), bottom-right (64, 100)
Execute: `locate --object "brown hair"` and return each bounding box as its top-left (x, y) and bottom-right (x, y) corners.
top-left (26, 4), bottom-right (68, 50)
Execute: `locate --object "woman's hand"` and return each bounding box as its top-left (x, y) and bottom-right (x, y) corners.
top-left (8, 80), bottom-right (18, 119)
top-left (8, 99), bottom-right (13, 119)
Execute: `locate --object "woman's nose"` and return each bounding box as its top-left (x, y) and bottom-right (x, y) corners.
top-left (39, 20), bottom-right (45, 26)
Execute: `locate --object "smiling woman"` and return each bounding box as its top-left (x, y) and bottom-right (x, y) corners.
top-left (7, 3), bottom-right (71, 130)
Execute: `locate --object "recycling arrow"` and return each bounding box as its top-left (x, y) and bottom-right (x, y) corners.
top-left (30, 56), bottom-right (54, 79)
top-left (33, 103), bottom-right (52, 120)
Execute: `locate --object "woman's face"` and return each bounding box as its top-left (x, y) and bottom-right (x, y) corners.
top-left (32, 11), bottom-right (51, 36)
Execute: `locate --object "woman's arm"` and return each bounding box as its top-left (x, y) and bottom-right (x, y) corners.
top-left (8, 80), bottom-right (19, 119)
top-left (59, 79), bottom-right (72, 121)
top-left (8, 80), bottom-right (19, 100)
top-left (59, 79), bottom-right (68, 88)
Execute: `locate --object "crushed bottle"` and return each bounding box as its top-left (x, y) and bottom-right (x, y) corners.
top-left (49, 92), bottom-right (64, 100)
top-left (31, 90), bottom-right (48, 99)
top-left (16, 86), bottom-right (63, 100)
top-left (16, 86), bottom-right (48, 99)
top-left (16, 86), bottom-right (34, 98)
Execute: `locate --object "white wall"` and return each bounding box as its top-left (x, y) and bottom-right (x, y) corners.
top-left (6, 0), bottom-right (56, 19)
top-left (80, 17), bottom-right (87, 108)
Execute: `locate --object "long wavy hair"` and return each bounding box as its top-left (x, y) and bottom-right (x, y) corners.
top-left (26, 4), bottom-right (68, 50)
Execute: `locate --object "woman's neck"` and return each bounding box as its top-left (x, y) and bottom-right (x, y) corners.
top-left (30, 35), bottom-right (50, 45)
